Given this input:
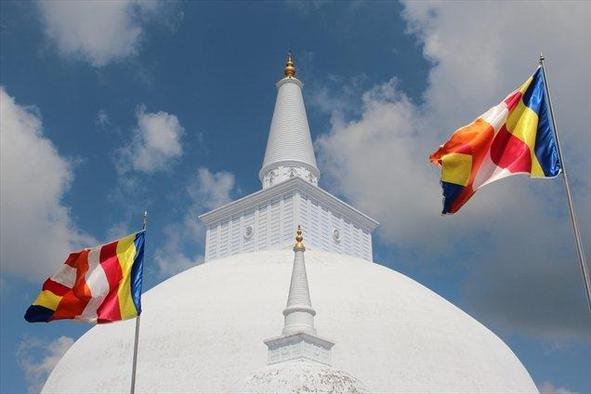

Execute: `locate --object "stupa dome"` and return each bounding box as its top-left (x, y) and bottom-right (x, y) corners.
top-left (236, 359), bottom-right (368, 393)
top-left (42, 54), bottom-right (537, 393)
top-left (43, 249), bottom-right (537, 393)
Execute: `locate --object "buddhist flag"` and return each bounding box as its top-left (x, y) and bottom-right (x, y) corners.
top-left (429, 67), bottom-right (561, 214)
top-left (25, 231), bottom-right (145, 324)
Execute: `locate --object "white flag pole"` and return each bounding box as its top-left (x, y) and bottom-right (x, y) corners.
top-left (539, 53), bottom-right (591, 314)
top-left (130, 210), bottom-right (147, 394)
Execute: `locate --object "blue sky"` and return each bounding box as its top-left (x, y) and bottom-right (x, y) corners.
top-left (1, 1), bottom-right (590, 393)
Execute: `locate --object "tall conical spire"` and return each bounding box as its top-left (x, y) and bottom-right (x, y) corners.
top-left (282, 225), bottom-right (316, 335)
top-left (199, 53), bottom-right (378, 264)
top-left (259, 53), bottom-right (319, 189)
top-left (264, 227), bottom-right (334, 365)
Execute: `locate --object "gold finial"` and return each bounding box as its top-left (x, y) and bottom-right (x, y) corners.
top-left (284, 52), bottom-right (296, 78)
top-left (294, 225), bottom-right (305, 249)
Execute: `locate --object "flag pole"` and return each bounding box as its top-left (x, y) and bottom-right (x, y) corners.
top-left (539, 53), bottom-right (591, 313)
top-left (130, 210), bottom-right (147, 394)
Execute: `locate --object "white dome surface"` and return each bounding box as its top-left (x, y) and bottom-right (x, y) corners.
top-left (237, 359), bottom-right (368, 394)
top-left (43, 249), bottom-right (538, 393)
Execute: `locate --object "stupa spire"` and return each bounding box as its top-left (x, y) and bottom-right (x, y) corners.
top-left (199, 53), bottom-right (378, 264)
top-left (264, 227), bottom-right (334, 365)
top-left (259, 53), bottom-right (319, 189)
top-left (282, 226), bottom-right (316, 335)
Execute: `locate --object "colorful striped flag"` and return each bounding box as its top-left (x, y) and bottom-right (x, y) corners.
top-left (429, 67), bottom-right (561, 214)
top-left (24, 231), bottom-right (145, 324)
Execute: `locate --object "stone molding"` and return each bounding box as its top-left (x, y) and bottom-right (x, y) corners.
top-left (199, 176), bottom-right (378, 232)
top-left (265, 332), bottom-right (334, 366)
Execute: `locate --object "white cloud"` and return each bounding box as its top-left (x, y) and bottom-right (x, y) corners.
top-left (538, 381), bottom-right (577, 394)
top-left (37, 0), bottom-right (163, 67)
top-left (119, 106), bottom-right (184, 173)
top-left (317, 78), bottom-right (442, 248)
top-left (315, 2), bottom-right (591, 341)
top-left (189, 168), bottom-right (236, 211)
top-left (106, 220), bottom-right (134, 242)
top-left (17, 336), bottom-right (74, 394)
top-left (155, 224), bottom-right (203, 278)
top-left (95, 109), bottom-right (110, 130)
top-left (0, 87), bottom-right (94, 281)
top-left (155, 168), bottom-right (236, 277)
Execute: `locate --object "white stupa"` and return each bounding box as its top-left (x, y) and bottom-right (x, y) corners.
top-left (43, 55), bottom-right (539, 394)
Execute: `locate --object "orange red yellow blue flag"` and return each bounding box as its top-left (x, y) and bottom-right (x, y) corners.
top-left (24, 231), bottom-right (145, 324)
top-left (429, 67), bottom-right (561, 214)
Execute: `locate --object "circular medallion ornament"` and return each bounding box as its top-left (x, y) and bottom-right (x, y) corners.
top-left (332, 228), bottom-right (341, 243)
top-left (244, 225), bottom-right (254, 240)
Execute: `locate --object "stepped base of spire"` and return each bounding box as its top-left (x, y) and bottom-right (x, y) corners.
top-left (282, 307), bottom-right (317, 336)
top-left (264, 331), bottom-right (334, 366)
top-left (283, 305), bottom-right (317, 316)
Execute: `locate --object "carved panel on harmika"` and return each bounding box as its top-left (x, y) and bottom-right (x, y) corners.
top-left (262, 165), bottom-right (318, 189)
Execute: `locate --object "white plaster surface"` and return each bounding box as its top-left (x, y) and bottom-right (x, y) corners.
top-left (265, 332), bottom-right (333, 366)
top-left (201, 177), bottom-right (377, 262)
top-left (260, 77), bottom-right (318, 188)
top-left (43, 249), bottom-right (538, 393)
top-left (236, 359), bottom-right (368, 394)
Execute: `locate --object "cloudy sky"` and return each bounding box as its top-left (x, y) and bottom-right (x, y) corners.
top-left (1, 1), bottom-right (590, 393)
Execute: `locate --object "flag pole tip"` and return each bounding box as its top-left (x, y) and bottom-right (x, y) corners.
top-left (539, 52), bottom-right (544, 64)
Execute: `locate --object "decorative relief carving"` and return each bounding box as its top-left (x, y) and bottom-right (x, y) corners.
top-left (267, 335), bottom-right (331, 365)
top-left (244, 225), bottom-right (254, 240)
top-left (263, 166), bottom-right (318, 188)
top-left (332, 229), bottom-right (341, 243)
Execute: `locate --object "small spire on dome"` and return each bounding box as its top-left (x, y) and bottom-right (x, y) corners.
top-left (284, 52), bottom-right (296, 78)
top-left (263, 225), bottom-right (334, 365)
top-left (294, 225), bottom-right (305, 250)
top-left (283, 225), bottom-right (315, 335)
